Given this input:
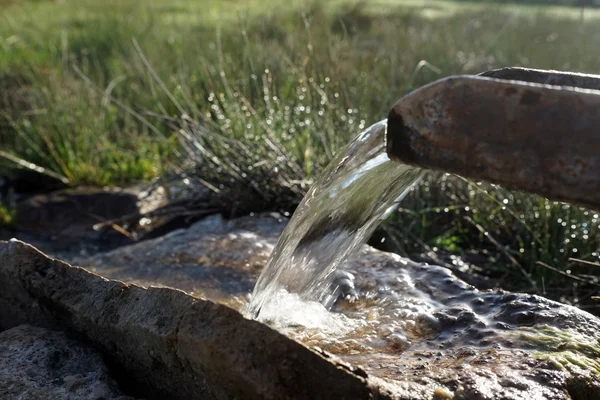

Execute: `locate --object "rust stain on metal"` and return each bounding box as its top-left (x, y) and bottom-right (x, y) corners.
top-left (519, 90), bottom-right (542, 106)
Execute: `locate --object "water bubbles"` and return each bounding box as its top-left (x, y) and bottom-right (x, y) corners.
top-left (254, 289), bottom-right (356, 334)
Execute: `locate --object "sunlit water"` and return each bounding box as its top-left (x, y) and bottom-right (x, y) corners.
top-left (246, 120), bottom-right (424, 322)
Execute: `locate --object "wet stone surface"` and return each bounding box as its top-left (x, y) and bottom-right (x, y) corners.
top-left (72, 213), bottom-right (600, 399)
top-left (75, 213), bottom-right (283, 309)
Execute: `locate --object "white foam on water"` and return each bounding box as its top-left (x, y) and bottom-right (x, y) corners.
top-left (254, 288), bottom-right (361, 335)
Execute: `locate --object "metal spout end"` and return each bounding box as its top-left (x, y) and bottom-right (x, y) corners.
top-left (386, 68), bottom-right (600, 211)
top-left (386, 107), bottom-right (417, 166)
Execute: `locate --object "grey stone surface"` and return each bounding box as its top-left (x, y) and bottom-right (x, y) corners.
top-left (75, 213), bottom-right (285, 308)
top-left (0, 238), bottom-right (386, 400)
top-left (0, 324), bottom-right (131, 400)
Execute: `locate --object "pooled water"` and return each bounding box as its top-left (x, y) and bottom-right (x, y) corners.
top-left (246, 120), bottom-right (424, 319)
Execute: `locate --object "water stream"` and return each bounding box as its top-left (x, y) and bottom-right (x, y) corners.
top-left (246, 120), bottom-right (424, 320)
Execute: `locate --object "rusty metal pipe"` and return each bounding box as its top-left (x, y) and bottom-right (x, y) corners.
top-left (386, 67), bottom-right (600, 210)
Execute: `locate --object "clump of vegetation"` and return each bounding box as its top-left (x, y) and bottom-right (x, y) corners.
top-left (0, 205), bottom-right (14, 227)
top-left (521, 326), bottom-right (600, 376)
top-left (0, 191), bottom-right (15, 228)
top-left (2, 0), bottom-right (600, 310)
top-left (382, 175), bottom-right (600, 310)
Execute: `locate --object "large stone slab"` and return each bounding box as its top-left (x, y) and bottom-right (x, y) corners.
top-left (0, 239), bottom-right (388, 400)
top-left (0, 324), bottom-right (132, 400)
top-left (77, 213), bottom-right (600, 399)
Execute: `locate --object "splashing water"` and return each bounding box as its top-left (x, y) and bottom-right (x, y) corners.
top-left (246, 120), bottom-right (424, 320)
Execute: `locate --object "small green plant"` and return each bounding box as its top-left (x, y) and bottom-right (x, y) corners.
top-left (0, 202), bottom-right (15, 227)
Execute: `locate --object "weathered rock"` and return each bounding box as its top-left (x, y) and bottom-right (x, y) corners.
top-left (0, 324), bottom-right (131, 400)
top-left (75, 212), bottom-right (285, 308)
top-left (0, 239), bottom-right (388, 400)
top-left (76, 213), bottom-right (600, 400)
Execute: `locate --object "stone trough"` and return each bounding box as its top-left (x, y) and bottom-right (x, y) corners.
top-left (1, 213), bottom-right (599, 399)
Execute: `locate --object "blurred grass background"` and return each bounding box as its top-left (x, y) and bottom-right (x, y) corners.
top-left (1, 0), bottom-right (600, 311)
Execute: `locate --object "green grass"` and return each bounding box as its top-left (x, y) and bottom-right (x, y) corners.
top-left (1, 0), bottom-right (600, 310)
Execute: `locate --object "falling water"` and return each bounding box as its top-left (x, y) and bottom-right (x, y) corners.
top-left (246, 120), bottom-right (424, 319)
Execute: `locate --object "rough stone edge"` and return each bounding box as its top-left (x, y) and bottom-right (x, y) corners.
top-left (0, 240), bottom-right (392, 400)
